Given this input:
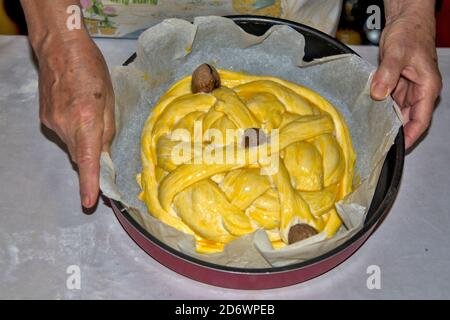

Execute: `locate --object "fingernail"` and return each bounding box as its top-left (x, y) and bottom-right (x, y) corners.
top-left (372, 82), bottom-right (390, 100)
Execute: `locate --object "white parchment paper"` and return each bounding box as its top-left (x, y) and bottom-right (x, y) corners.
top-left (100, 16), bottom-right (402, 268)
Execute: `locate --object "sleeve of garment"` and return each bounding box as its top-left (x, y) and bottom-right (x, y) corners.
top-left (281, 0), bottom-right (343, 36)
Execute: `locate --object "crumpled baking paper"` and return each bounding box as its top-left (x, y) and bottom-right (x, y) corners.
top-left (100, 16), bottom-right (402, 268)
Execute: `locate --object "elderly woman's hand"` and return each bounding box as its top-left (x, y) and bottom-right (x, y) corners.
top-left (372, 0), bottom-right (442, 149)
top-left (37, 36), bottom-right (115, 208)
top-left (22, 0), bottom-right (115, 208)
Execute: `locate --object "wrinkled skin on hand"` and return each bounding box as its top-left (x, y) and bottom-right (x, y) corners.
top-left (371, 10), bottom-right (442, 149)
top-left (37, 37), bottom-right (115, 208)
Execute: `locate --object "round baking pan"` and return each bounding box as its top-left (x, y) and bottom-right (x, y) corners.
top-left (109, 16), bottom-right (405, 290)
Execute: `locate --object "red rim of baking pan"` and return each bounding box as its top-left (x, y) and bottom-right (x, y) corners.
top-left (107, 16), bottom-right (405, 290)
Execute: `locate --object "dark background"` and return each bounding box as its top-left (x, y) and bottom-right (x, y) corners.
top-left (1, 0), bottom-right (448, 46)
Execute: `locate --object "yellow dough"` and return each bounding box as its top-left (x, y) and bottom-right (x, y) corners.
top-left (138, 69), bottom-right (355, 253)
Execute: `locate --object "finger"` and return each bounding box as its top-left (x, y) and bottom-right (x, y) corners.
top-left (75, 118), bottom-right (104, 208)
top-left (404, 71), bottom-right (441, 149)
top-left (102, 93), bottom-right (115, 153)
top-left (392, 77), bottom-right (410, 108)
top-left (401, 106), bottom-right (411, 125)
top-left (404, 118), bottom-right (429, 150)
top-left (404, 95), bottom-right (435, 149)
top-left (371, 54), bottom-right (406, 100)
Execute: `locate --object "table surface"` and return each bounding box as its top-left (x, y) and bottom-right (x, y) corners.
top-left (0, 36), bottom-right (449, 300)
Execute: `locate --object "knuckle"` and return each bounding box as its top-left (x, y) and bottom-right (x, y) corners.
top-left (425, 72), bottom-right (443, 98)
top-left (77, 152), bottom-right (96, 168)
top-left (383, 55), bottom-right (403, 69)
top-left (419, 115), bottom-right (432, 130)
top-left (39, 109), bottom-right (51, 128)
top-left (383, 44), bottom-right (406, 64)
top-left (104, 126), bottom-right (116, 142)
top-left (64, 98), bottom-right (102, 132)
top-left (417, 122), bottom-right (430, 134)
top-left (50, 112), bottom-right (65, 129)
top-left (40, 108), bottom-right (65, 133)
top-left (76, 104), bottom-right (99, 128)
top-left (414, 48), bottom-right (432, 61)
top-left (434, 74), bottom-right (443, 92)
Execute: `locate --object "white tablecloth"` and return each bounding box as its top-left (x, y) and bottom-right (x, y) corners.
top-left (1, 36), bottom-right (449, 299)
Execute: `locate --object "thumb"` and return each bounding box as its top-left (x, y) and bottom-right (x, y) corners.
top-left (75, 120), bottom-right (103, 208)
top-left (371, 54), bottom-right (406, 101)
